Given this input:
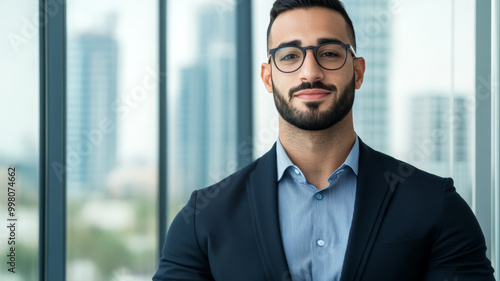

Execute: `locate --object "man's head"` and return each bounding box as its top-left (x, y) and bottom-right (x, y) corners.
top-left (267, 0), bottom-right (356, 52)
top-left (261, 1), bottom-right (365, 132)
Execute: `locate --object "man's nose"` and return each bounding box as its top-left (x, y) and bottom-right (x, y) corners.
top-left (298, 49), bottom-right (324, 83)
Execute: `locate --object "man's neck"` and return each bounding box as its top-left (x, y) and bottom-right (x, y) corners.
top-left (278, 114), bottom-right (356, 190)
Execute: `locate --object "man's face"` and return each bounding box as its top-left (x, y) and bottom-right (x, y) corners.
top-left (261, 7), bottom-right (365, 131)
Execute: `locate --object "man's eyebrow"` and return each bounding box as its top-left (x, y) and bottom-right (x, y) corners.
top-left (273, 38), bottom-right (346, 49)
top-left (317, 38), bottom-right (345, 45)
top-left (275, 40), bottom-right (302, 49)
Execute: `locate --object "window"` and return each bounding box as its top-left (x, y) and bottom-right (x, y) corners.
top-left (5, 0), bottom-right (498, 279)
top-left (380, 0), bottom-right (475, 205)
top-left (166, 0), bottom-right (238, 221)
top-left (66, 0), bottom-right (158, 279)
top-left (0, 1), bottom-right (39, 280)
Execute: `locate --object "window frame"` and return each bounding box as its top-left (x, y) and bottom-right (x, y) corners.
top-left (475, 0), bottom-right (495, 266)
top-left (39, 0), bottom-right (67, 280)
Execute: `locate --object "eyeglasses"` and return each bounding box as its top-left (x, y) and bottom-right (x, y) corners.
top-left (268, 42), bottom-right (357, 73)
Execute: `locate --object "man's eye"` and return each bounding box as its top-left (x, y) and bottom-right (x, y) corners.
top-left (321, 52), bottom-right (340, 57)
top-left (281, 54), bottom-right (298, 61)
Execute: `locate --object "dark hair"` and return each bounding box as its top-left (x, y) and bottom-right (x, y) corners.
top-left (267, 0), bottom-right (356, 51)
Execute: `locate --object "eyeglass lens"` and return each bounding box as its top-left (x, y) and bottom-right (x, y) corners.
top-left (274, 43), bottom-right (347, 72)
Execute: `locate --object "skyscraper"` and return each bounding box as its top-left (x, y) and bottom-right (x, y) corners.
top-left (67, 30), bottom-right (118, 193)
top-left (343, 0), bottom-right (391, 153)
top-left (174, 6), bottom-right (237, 200)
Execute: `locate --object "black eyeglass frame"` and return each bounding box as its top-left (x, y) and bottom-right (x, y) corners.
top-left (268, 42), bottom-right (357, 73)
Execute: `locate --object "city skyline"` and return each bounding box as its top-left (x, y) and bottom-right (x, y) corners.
top-left (1, 0), bottom-right (475, 164)
top-left (0, 0), bottom-right (491, 280)
top-left (0, 0), bottom-right (476, 199)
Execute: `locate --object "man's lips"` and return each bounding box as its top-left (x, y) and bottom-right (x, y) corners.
top-left (293, 89), bottom-right (331, 101)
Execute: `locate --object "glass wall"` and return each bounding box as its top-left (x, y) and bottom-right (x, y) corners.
top-left (384, 0), bottom-right (475, 205)
top-left (166, 0), bottom-right (238, 222)
top-left (66, 0), bottom-right (158, 280)
top-left (0, 1), bottom-right (40, 280)
top-left (2, 0), bottom-right (498, 278)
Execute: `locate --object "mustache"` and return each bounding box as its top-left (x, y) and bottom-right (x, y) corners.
top-left (288, 81), bottom-right (337, 100)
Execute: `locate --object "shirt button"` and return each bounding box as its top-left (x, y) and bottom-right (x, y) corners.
top-left (294, 168), bottom-right (300, 175)
top-left (317, 240), bottom-right (325, 247)
top-left (315, 193), bottom-right (323, 200)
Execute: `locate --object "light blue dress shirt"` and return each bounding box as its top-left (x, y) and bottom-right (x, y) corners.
top-left (277, 136), bottom-right (359, 281)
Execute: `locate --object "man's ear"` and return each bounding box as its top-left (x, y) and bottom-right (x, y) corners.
top-left (353, 57), bottom-right (366, 90)
top-left (261, 62), bottom-right (273, 93)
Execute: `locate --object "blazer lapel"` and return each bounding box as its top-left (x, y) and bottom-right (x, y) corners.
top-left (246, 144), bottom-right (290, 281)
top-left (340, 140), bottom-right (398, 281)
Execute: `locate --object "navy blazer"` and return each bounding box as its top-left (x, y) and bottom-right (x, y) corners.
top-left (153, 140), bottom-right (495, 281)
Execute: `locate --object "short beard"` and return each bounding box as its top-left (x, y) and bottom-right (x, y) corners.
top-left (272, 75), bottom-right (355, 131)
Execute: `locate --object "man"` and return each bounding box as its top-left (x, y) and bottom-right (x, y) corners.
top-left (153, 0), bottom-right (495, 280)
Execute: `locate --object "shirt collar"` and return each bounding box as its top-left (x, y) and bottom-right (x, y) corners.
top-left (276, 135), bottom-right (360, 182)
